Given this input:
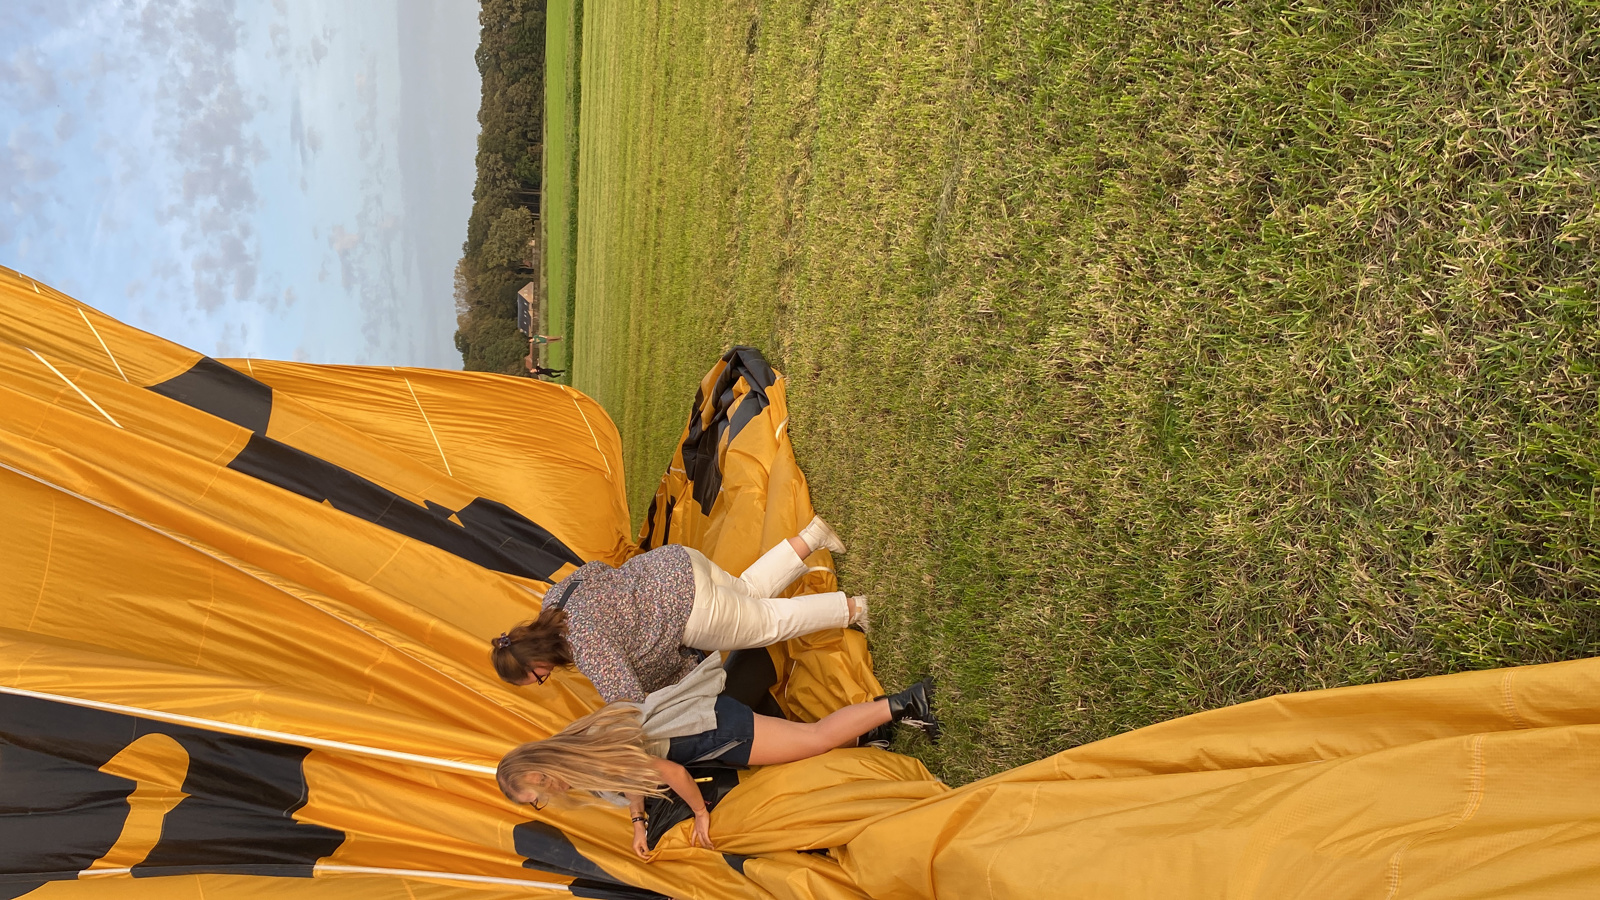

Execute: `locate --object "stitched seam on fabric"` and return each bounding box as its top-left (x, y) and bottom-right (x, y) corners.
top-left (1499, 670), bottom-right (1529, 729)
top-left (26, 498), bottom-right (58, 631)
top-left (8, 645), bottom-right (48, 692)
top-left (78, 307), bottom-right (129, 382)
top-left (28, 348), bottom-right (122, 428)
top-left (195, 464), bottom-right (226, 502)
top-left (193, 566), bottom-right (218, 666)
top-left (312, 865), bottom-right (571, 890)
top-left (200, 430), bottom-right (251, 472)
top-left (986, 784), bottom-right (1040, 900)
top-left (563, 386), bottom-right (612, 479)
top-left (366, 538), bottom-right (410, 584)
top-left (398, 370), bottom-right (452, 477)
top-left (194, 434), bottom-right (250, 503)
top-left (1383, 734), bottom-right (1487, 900)
top-left (0, 683), bottom-right (497, 775)
top-left (1459, 736), bottom-right (1488, 823)
top-left (361, 645), bottom-right (393, 682)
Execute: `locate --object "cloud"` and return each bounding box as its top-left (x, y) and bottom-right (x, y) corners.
top-left (289, 95), bottom-right (306, 163)
top-left (212, 318), bottom-right (251, 357)
top-left (3, 123), bottom-right (61, 186)
top-left (0, 123), bottom-right (61, 248)
top-left (344, 187), bottom-right (410, 362)
top-left (3, 0), bottom-right (464, 366)
top-left (131, 0), bottom-right (267, 312)
top-left (3, 44), bottom-right (60, 107)
top-left (0, 1), bottom-right (81, 38)
top-left (329, 224), bottom-right (360, 252)
top-left (190, 230), bottom-right (258, 311)
top-left (328, 224), bottom-right (361, 290)
top-left (287, 95), bottom-right (325, 168)
top-left (353, 56), bottom-right (379, 160)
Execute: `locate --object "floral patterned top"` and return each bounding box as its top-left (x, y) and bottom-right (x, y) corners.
top-left (558, 544), bottom-right (699, 702)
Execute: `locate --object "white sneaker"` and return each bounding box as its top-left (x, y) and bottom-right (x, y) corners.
top-left (799, 515), bottom-right (847, 555)
top-left (848, 596), bottom-right (870, 633)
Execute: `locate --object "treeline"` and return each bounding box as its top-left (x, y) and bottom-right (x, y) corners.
top-left (454, 0), bottom-right (547, 374)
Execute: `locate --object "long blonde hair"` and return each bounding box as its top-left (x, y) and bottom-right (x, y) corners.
top-left (497, 704), bottom-right (667, 806)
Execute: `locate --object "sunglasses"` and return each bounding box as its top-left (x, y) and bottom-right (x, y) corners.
top-left (527, 668), bottom-right (550, 686)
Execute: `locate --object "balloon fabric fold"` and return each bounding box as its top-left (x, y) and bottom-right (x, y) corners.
top-left (3, 267), bottom-right (1598, 899)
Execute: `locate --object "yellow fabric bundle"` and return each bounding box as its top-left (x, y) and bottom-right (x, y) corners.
top-left (3, 266), bottom-right (1597, 900)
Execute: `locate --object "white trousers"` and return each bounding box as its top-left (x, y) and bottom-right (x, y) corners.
top-left (680, 544), bottom-right (849, 651)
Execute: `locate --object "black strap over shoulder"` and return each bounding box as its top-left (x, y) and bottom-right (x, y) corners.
top-left (545, 576), bottom-right (584, 612)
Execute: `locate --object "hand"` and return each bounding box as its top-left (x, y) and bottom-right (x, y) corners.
top-left (632, 822), bottom-right (650, 860)
top-left (690, 810), bottom-right (715, 850)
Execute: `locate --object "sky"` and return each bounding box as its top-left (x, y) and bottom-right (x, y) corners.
top-left (1, 0), bottom-right (482, 367)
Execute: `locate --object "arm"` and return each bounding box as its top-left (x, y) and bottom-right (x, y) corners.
top-left (649, 757), bottom-right (714, 850)
top-left (625, 793), bottom-right (650, 859)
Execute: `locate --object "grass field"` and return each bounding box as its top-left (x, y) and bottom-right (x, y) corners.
top-left (567, 0), bottom-right (1600, 784)
top-left (539, 0), bottom-right (581, 374)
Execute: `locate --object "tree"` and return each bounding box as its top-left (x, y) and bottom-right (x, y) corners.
top-left (459, 0), bottom-right (549, 369)
top-left (480, 207), bottom-right (536, 271)
top-left (458, 310), bottom-right (529, 376)
top-left (452, 257), bottom-right (475, 330)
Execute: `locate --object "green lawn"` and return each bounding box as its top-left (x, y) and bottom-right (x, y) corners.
top-left (540, 0), bottom-right (582, 374)
top-left (569, 0), bottom-right (1600, 784)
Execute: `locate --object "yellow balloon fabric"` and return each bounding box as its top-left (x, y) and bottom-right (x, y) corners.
top-left (837, 658), bottom-right (1600, 898)
top-left (3, 265), bottom-right (1600, 900)
top-left (637, 349), bottom-right (884, 722)
top-left (0, 267), bottom-right (730, 899)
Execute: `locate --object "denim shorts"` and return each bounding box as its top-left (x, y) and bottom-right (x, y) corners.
top-left (665, 695), bottom-right (755, 767)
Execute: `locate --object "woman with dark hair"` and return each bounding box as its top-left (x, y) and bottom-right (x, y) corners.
top-left (496, 674), bottom-right (937, 859)
top-left (491, 516), bottom-right (868, 702)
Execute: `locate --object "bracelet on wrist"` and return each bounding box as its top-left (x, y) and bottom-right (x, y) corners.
top-left (631, 815), bottom-right (649, 824)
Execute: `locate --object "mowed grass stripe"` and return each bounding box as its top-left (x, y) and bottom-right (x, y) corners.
top-left (541, 0), bottom-right (581, 373)
top-left (573, 0), bottom-right (1600, 783)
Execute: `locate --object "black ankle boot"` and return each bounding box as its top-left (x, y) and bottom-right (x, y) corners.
top-left (880, 677), bottom-right (939, 742)
top-left (858, 721), bottom-right (895, 750)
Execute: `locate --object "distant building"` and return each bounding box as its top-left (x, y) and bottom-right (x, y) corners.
top-left (516, 283), bottom-right (537, 335)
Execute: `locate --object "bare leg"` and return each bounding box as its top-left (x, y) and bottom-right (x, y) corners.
top-left (746, 699), bottom-right (892, 766)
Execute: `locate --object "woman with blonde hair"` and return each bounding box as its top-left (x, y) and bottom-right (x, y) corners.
top-left (490, 516), bottom-right (869, 702)
top-left (497, 675), bottom-right (936, 859)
